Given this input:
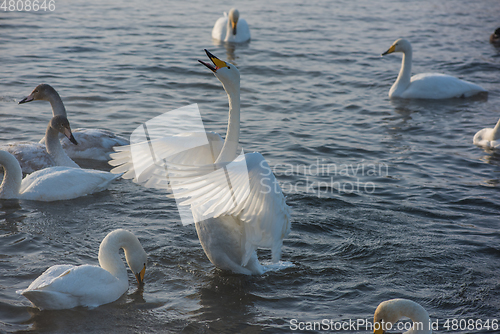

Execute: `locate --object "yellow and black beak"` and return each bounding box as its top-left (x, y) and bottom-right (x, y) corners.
top-left (198, 49), bottom-right (228, 73)
top-left (381, 44), bottom-right (396, 56)
top-left (231, 21), bottom-right (237, 35)
top-left (135, 264), bottom-right (146, 285)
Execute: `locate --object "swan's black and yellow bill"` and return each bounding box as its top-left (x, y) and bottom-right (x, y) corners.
top-left (374, 327), bottom-right (384, 334)
top-left (19, 94), bottom-right (34, 104)
top-left (381, 44), bottom-right (396, 56)
top-left (231, 21), bottom-right (237, 35)
top-left (198, 49), bottom-right (228, 72)
top-left (135, 264), bottom-right (146, 285)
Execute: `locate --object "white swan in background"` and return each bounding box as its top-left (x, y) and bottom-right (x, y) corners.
top-left (18, 229), bottom-right (147, 310)
top-left (382, 38), bottom-right (487, 99)
top-left (374, 299), bottom-right (432, 334)
top-left (0, 115), bottom-right (79, 174)
top-left (19, 84), bottom-right (129, 161)
top-left (0, 150), bottom-right (120, 201)
top-left (212, 8), bottom-right (251, 43)
top-left (109, 50), bottom-right (290, 275)
top-left (473, 117), bottom-right (500, 149)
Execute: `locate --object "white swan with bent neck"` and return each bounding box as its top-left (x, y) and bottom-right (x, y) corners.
top-left (374, 299), bottom-right (432, 334)
top-left (19, 229), bottom-right (147, 310)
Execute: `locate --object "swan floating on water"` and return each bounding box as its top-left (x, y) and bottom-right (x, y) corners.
top-left (19, 84), bottom-right (129, 161)
top-left (18, 229), bottom-right (147, 310)
top-left (0, 115), bottom-right (79, 174)
top-left (212, 8), bottom-right (251, 43)
top-left (0, 150), bottom-right (120, 201)
top-left (473, 117), bottom-right (500, 149)
top-left (374, 299), bottom-right (432, 334)
top-left (109, 50), bottom-right (290, 275)
top-left (382, 38), bottom-right (487, 99)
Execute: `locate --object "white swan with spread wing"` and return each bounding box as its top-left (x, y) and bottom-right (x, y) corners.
top-left (382, 38), bottom-right (487, 99)
top-left (110, 50), bottom-right (290, 275)
top-left (19, 229), bottom-right (147, 310)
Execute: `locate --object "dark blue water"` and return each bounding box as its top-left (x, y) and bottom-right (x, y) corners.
top-left (1, 0), bottom-right (499, 333)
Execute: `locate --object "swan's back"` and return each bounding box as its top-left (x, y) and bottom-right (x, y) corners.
top-left (212, 13), bottom-right (228, 40)
top-left (20, 264), bottom-right (124, 310)
top-left (19, 166), bottom-right (120, 201)
top-left (403, 73), bottom-right (487, 99)
top-left (0, 142), bottom-right (56, 174)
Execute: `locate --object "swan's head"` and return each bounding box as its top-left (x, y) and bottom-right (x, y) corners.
top-left (123, 238), bottom-right (147, 285)
top-left (19, 83), bottom-right (57, 104)
top-left (228, 8), bottom-right (240, 35)
top-left (382, 38), bottom-right (412, 56)
top-left (490, 27), bottom-right (500, 45)
top-left (199, 49), bottom-right (240, 87)
top-left (50, 115), bottom-right (78, 145)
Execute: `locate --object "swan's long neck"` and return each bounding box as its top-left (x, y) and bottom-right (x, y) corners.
top-left (215, 80), bottom-right (240, 164)
top-left (45, 125), bottom-right (78, 167)
top-left (398, 300), bottom-right (431, 334)
top-left (390, 47), bottom-right (413, 97)
top-left (46, 89), bottom-right (67, 117)
top-left (491, 118), bottom-right (500, 140)
top-left (0, 152), bottom-right (23, 199)
top-left (98, 231), bottom-right (136, 282)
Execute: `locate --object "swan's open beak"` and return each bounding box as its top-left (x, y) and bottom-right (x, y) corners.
top-left (19, 94), bottom-right (35, 104)
top-left (63, 127), bottom-right (78, 145)
top-left (381, 44), bottom-right (396, 56)
top-left (135, 264), bottom-right (146, 285)
top-left (198, 49), bottom-right (228, 73)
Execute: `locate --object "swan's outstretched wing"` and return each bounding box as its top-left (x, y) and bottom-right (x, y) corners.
top-left (167, 152), bottom-right (291, 264)
top-left (109, 132), bottom-right (223, 186)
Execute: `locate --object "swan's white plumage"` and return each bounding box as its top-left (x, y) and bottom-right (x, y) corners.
top-left (109, 50), bottom-right (290, 275)
top-left (0, 150), bottom-right (119, 201)
top-left (0, 115), bottom-right (79, 174)
top-left (18, 229), bottom-right (147, 310)
top-left (20, 84), bottom-right (129, 161)
top-left (374, 299), bottom-right (432, 334)
top-left (212, 9), bottom-right (251, 43)
top-left (382, 38), bottom-right (487, 99)
top-left (473, 118), bottom-right (500, 149)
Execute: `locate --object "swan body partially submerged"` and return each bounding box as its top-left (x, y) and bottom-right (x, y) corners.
top-left (19, 84), bottom-right (129, 161)
top-left (374, 299), bottom-right (432, 334)
top-left (18, 229), bottom-right (147, 310)
top-left (473, 117), bottom-right (500, 149)
top-left (382, 38), bottom-right (487, 99)
top-left (212, 8), bottom-right (251, 43)
top-left (0, 150), bottom-right (119, 201)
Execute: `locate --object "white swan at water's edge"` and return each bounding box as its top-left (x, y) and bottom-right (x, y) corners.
top-left (109, 50), bottom-right (291, 275)
top-left (374, 299), bottom-right (432, 334)
top-left (212, 8), bottom-right (251, 43)
top-left (19, 84), bottom-right (129, 161)
top-left (473, 117), bottom-right (500, 149)
top-left (0, 150), bottom-right (120, 201)
top-left (0, 115), bottom-right (79, 174)
top-left (381, 38), bottom-right (487, 99)
top-left (18, 229), bottom-right (147, 310)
